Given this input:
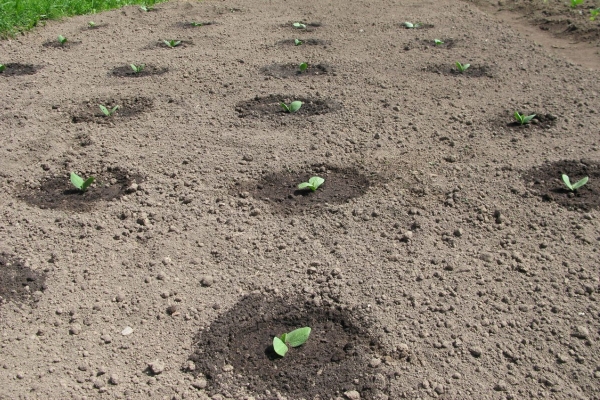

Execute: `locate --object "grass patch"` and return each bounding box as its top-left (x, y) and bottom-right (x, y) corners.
top-left (0, 0), bottom-right (167, 38)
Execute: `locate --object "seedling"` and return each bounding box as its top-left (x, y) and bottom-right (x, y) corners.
top-left (298, 176), bottom-right (325, 191)
top-left (163, 40), bottom-right (181, 48)
top-left (455, 62), bottom-right (470, 73)
top-left (99, 104), bottom-right (119, 117)
top-left (190, 22), bottom-right (204, 26)
top-left (140, 5), bottom-right (154, 12)
top-left (570, 0), bottom-right (583, 8)
top-left (294, 39), bottom-right (303, 46)
top-left (273, 327), bottom-right (311, 357)
top-left (130, 63), bottom-right (145, 74)
top-left (293, 22), bottom-right (307, 29)
top-left (591, 8), bottom-right (600, 21)
top-left (562, 174), bottom-right (589, 191)
top-left (434, 39), bottom-right (444, 46)
top-left (57, 35), bottom-right (68, 45)
top-left (88, 21), bottom-right (96, 28)
top-left (70, 172), bottom-right (95, 192)
top-left (280, 101), bottom-right (302, 113)
top-left (513, 111), bottom-right (536, 125)
top-left (0, 64), bottom-right (5, 73)
top-left (299, 62), bottom-right (308, 72)
top-left (403, 21), bottom-right (421, 29)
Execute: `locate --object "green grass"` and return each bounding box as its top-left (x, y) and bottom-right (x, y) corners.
top-left (0, 0), bottom-right (167, 38)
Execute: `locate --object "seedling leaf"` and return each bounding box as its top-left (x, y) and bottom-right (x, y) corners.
top-left (455, 62), bottom-right (470, 72)
top-left (70, 172), bottom-right (95, 192)
top-left (190, 21), bottom-right (203, 26)
top-left (299, 62), bottom-right (308, 72)
top-left (562, 174), bottom-right (588, 191)
top-left (273, 336), bottom-right (288, 357)
top-left (57, 35), bottom-right (67, 44)
top-left (434, 39), bottom-right (444, 45)
top-left (293, 22), bottom-right (307, 29)
top-left (298, 176), bottom-right (324, 191)
top-left (163, 40), bottom-right (181, 48)
top-left (514, 111), bottom-right (536, 125)
top-left (99, 104), bottom-right (119, 117)
top-left (88, 21), bottom-right (96, 27)
top-left (289, 101), bottom-right (302, 112)
top-left (294, 39), bottom-right (303, 46)
top-left (0, 64), bottom-right (5, 73)
top-left (570, 0), bottom-right (583, 8)
top-left (403, 22), bottom-right (414, 28)
top-left (130, 63), bottom-right (145, 73)
top-left (591, 9), bottom-right (600, 21)
top-left (280, 102), bottom-right (290, 112)
top-left (286, 327), bottom-right (311, 347)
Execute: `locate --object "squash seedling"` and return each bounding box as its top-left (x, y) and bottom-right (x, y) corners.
top-left (99, 104), bottom-right (119, 117)
top-left (140, 5), bottom-right (154, 12)
top-left (293, 22), bottom-right (307, 29)
top-left (514, 111), bottom-right (536, 125)
top-left (298, 176), bottom-right (324, 191)
top-left (570, 0), bottom-right (583, 8)
top-left (88, 21), bottom-right (96, 28)
top-left (280, 101), bottom-right (302, 113)
top-left (190, 21), bottom-right (203, 26)
top-left (130, 63), bottom-right (145, 74)
top-left (434, 39), bottom-right (444, 46)
top-left (403, 22), bottom-right (421, 29)
top-left (57, 35), bottom-right (68, 45)
top-left (562, 174), bottom-right (589, 191)
top-left (70, 172), bottom-right (95, 192)
top-left (294, 39), bottom-right (303, 46)
top-left (273, 327), bottom-right (311, 357)
top-left (591, 8), bottom-right (599, 21)
top-left (163, 40), bottom-right (181, 48)
top-left (0, 64), bottom-right (5, 73)
top-left (299, 62), bottom-right (308, 72)
top-left (455, 62), bottom-right (470, 73)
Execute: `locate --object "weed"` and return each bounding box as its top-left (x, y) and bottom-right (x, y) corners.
top-left (88, 21), bottom-right (96, 28)
top-left (570, 0), bottom-right (583, 8)
top-left (0, 64), bottom-right (5, 73)
top-left (434, 39), bottom-right (444, 46)
top-left (299, 62), bottom-right (308, 72)
top-left (280, 101), bottom-right (303, 113)
top-left (455, 62), bottom-right (470, 73)
top-left (562, 174), bottom-right (589, 191)
top-left (298, 176), bottom-right (324, 191)
top-left (130, 63), bottom-right (145, 74)
top-left (591, 8), bottom-right (600, 21)
top-left (294, 39), bottom-right (303, 46)
top-left (293, 22), bottom-right (307, 29)
top-left (273, 327), bottom-right (311, 357)
top-left (99, 104), bottom-right (119, 117)
top-left (163, 40), bottom-right (181, 48)
top-left (403, 21), bottom-right (421, 29)
top-left (57, 35), bottom-right (67, 45)
top-left (514, 111), bottom-right (536, 125)
top-left (70, 172), bottom-right (95, 192)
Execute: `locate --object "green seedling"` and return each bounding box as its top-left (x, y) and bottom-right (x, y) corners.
top-left (273, 327), bottom-right (311, 357)
top-left (455, 61), bottom-right (470, 73)
top-left (562, 174), bottom-right (589, 191)
top-left (403, 21), bottom-right (421, 29)
top-left (190, 21), bottom-right (204, 26)
top-left (294, 39), bottom-right (303, 46)
top-left (293, 22), bottom-right (307, 29)
top-left (70, 172), bottom-right (95, 192)
top-left (434, 39), bottom-right (444, 46)
top-left (57, 35), bottom-right (67, 45)
top-left (570, 0), bottom-right (583, 8)
top-left (280, 101), bottom-right (302, 113)
top-left (513, 111), bottom-right (536, 125)
top-left (0, 64), bottom-right (5, 73)
top-left (130, 63), bottom-right (145, 74)
top-left (99, 104), bottom-right (119, 117)
top-left (140, 5), bottom-right (154, 11)
top-left (298, 176), bottom-right (325, 191)
top-left (88, 21), bottom-right (96, 28)
top-left (299, 62), bottom-right (308, 72)
top-left (163, 40), bottom-right (181, 48)
top-left (591, 8), bottom-right (600, 21)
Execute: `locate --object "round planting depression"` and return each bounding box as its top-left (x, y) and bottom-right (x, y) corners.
top-left (235, 94), bottom-right (339, 121)
top-left (425, 63), bottom-right (492, 78)
top-left (70, 96), bottom-right (153, 124)
top-left (261, 63), bottom-right (332, 78)
top-left (0, 253), bottom-right (46, 307)
top-left (111, 64), bottom-right (168, 78)
top-left (0, 63), bottom-right (41, 77)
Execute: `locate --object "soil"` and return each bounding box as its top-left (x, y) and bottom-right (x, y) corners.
top-left (1, 0), bottom-right (600, 399)
top-left (111, 65), bottom-right (169, 78)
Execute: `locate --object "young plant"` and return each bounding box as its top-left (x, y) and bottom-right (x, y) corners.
top-left (273, 327), bottom-right (311, 357)
top-left (163, 40), bottom-right (181, 48)
top-left (70, 172), bottom-right (95, 192)
top-left (298, 176), bottom-right (324, 191)
top-left (140, 5), bottom-right (154, 11)
top-left (0, 64), bottom-right (5, 73)
top-left (299, 62), bottom-right (308, 72)
top-left (455, 61), bottom-right (470, 73)
top-left (99, 104), bottom-right (119, 117)
top-left (434, 39), bottom-right (444, 46)
top-left (294, 39), bottom-right (303, 46)
top-left (190, 21), bottom-right (204, 26)
top-left (591, 8), bottom-right (600, 21)
top-left (280, 101), bottom-right (302, 113)
top-left (403, 21), bottom-right (421, 29)
top-left (57, 35), bottom-right (68, 45)
top-left (88, 21), bottom-right (96, 28)
top-left (130, 63), bottom-right (145, 74)
top-left (570, 0), bottom-right (583, 8)
top-left (293, 22), bottom-right (307, 29)
top-left (513, 111), bottom-right (536, 125)
top-left (562, 174), bottom-right (589, 191)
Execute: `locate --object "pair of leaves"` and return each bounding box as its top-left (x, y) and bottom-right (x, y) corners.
top-left (403, 21), bottom-right (421, 29)
top-left (130, 63), bottom-right (145, 73)
top-left (455, 62), bottom-right (470, 72)
top-left (298, 176), bottom-right (324, 191)
top-left (293, 22), bottom-right (306, 29)
top-left (514, 111), bottom-right (536, 125)
top-left (57, 35), bottom-right (67, 44)
top-left (570, 0), bottom-right (584, 8)
top-left (163, 40), bottom-right (181, 48)
top-left (99, 104), bottom-right (119, 116)
top-left (434, 39), bottom-right (444, 46)
top-left (280, 101), bottom-right (302, 113)
top-left (70, 172), bottom-right (95, 192)
top-left (88, 21), bottom-right (96, 28)
top-left (273, 327), bottom-right (311, 357)
top-left (562, 174), bottom-right (589, 191)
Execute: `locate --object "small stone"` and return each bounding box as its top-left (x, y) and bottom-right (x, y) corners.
top-left (109, 374), bottom-right (120, 385)
top-left (156, 271), bottom-right (166, 280)
top-left (469, 346), bottom-right (483, 357)
top-left (453, 228), bottom-right (463, 237)
top-left (191, 379), bottom-right (207, 389)
top-left (69, 324), bottom-right (82, 335)
top-left (200, 275), bottom-right (214, 287)
top-left (242, 154), bottom-right (253, 162)
top-left (222, 364), bottom-right (234, 372)
top-left (148, 360), bottom-right (165, 375)
top-left (100, 334), bottom-right (112, 344)
top-left (494, 380), bottom-right (508, 391)
top-left (369, 358), bottom-right (382, 368)
top-left (166, 305), bottom-right (178, 315)
top-left (16, 372), bottom-right (24, 379)
top-left (121, 326), bottom-right (133, 336)
top-left (344, 390), bottom-right (361, 400)
top-left (452, 372), bottom-right (461, 379)
top-left (434, 384), bottom-right (445, 394)
top-left (573, 325), bottom-right (589, 339)
top-left (115, 293), bottom-right (126, 302)
top-left (557, 353), bottom-right (569, 364)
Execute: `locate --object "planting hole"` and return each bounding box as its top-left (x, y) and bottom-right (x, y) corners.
top-left (110, 65), bottom-right (168, 78)
top-left (70, 96), bottom-right (152, 124)
top-left (0, 253), bottom-right (46, 307)
top-left (235, 94), bottom-right (339, 120)
top-left (261, 63), bottom-right (333, 78)
top-left (0, 63), bottom-right (41, 77)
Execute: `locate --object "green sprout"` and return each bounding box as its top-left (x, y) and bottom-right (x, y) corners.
top-left (70, 172), bottom-right (95, 192)
top-left (163, 40), bottom-right (181, 48)
top-left (513, 111), bottom-right (536, 125)
top-left (299, 62), bottom-right (308, 72)
top-left (99, 104), bottom-right (119, 117)
top-left (57, 35), bottom-right (67, 45)
top-left (88, 21), bottom-right (96, 28)
top-left (455, 61), bottom-right (470, 73)
top-left (190, 21), bottom-right (204, 26)
top-left (130, 63), bottom-right (145, 74)
top-left (0, 64), bottom-right (5, 73)
top-left (140, 5), bottom-right (154, 11)
top-left (434, 39), bottom-right (444, 46)
top-left (403, 21), bottom-right (421, 29)
top-left (280, 101), bottom-right (303, 113)
top-left (562, 174), bottom-right (589, 191)
top-left (570, 0), bottom-right (583, 8)
top-left (298, 176), bottom-right (324, 191)
top-left (591, 8), bottom-right (600, 21)
top-left (293, 22), bottom-right (307, 29)
top-left (273, 327), bottom-right (311, 357)
top-left (294, 39), bottom-right (303, 46)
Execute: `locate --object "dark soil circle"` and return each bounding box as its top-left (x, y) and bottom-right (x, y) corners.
top-left (110, 64), bottom-right (169, 78)
top-left (235, 94), bottom-right (339, 119)
top-left (17, 167), bottom-right (144, 211)
top-left (276, 38), bottom-right (329, 47)
top-left (522, 159), bottom-right (600, 211)
top-left (187, 294), bottom-right (391, 399)
top-left (425, 63), bottom-right (492, 77)
top-left (70, 96), bottom-right (153, 124)
top-left (175, 21), bottom-right (217, 29)
top-left (503, 112), bottom-right (558, 131)
top-left (0, 63), bottom-right (41, 76)
top-left (260, 63), bottom-right (332, 78)
top-left (0, 253), bottom-right (46, 307)
top-left (232, 165), bottom-right (371, 214)
top-left (155, 40), bottom-right (192, 49)
top-left (42, 40), bottom-right (81, 49)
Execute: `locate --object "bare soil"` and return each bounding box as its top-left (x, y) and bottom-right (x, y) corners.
top-left (1, 0), bottom-right (600, 399)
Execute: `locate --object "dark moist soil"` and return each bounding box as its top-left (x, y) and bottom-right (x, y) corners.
top-left (155, 40), bottom-right (191, 49)
top-left (18, 167), bottom-right (144, 211)
top-left (403, 38), bottom-right (457, 51)
top-left (188, 293), bottom-right (393, 399)
top-left (260, 63), bottom-right (333, 78)
top-left (110, 65), bottom-right (169, 78)
top-left (0, 253), bottom-right (46, 307)
top-left (235, 94), bottom-right (339, 119)
top-left (425, 63), bottom-right (492, 77)
top-left (82, 23), bottom-right (109, 31)
top-left (400, 23), bottom-right (434, 30)
top-left (504, 113), bottom-right (558, 131)
top-left (522, 159), bottom-right (600, 211)
top-left (276, 38), bottom-right (329, 47)
top-left (176, 21), bottom-right (217, 29)
top-left (0, 63), bottom-right (41, 76)
top-left (70, 96), bottom-right (153, 124)
top-left (233, 165), bottom-right (372, 215)
top-left (42, 40), bottom-right (81, 49)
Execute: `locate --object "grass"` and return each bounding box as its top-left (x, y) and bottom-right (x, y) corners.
top-left (0, 0), bottom-right (167, 38)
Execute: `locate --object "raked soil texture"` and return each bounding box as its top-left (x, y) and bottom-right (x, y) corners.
top-left (1, 0), bottom-right (600, 399)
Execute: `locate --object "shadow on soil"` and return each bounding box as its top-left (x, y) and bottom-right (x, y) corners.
top-left (187, 293), bottom-right (393, 399)
top-left (276, 38), bottom-right (329, 47)
top-left (0, 253), bottom-right (46, 307)
top-left (70, 96), bottom-right (153, 124)
top-left (522, 159), bottom-right (600, 211)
